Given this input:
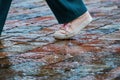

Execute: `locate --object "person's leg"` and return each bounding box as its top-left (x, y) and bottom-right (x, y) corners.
top-left (0, 0), bottom-right (12, 35)
top-left (46, 0), bottom-right (88, 24)
top-left (46, 0), bottom-right (92, 39)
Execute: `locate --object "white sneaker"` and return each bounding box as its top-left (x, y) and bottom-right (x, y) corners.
top-left (53, 11), bottom-right (93, 39)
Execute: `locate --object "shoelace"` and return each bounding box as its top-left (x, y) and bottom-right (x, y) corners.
top-left (59, 23), bottom-right (72, 34)
top-left (60, 23), bottom-right (71, 30)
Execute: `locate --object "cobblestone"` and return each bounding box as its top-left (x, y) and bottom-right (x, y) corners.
top-left (0, 0), bottom-right (120, 80)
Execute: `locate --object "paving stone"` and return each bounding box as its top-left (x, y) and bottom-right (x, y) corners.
top-left (0, 0), bottom-right (120, 80)
top-left (1, 44), bottom-right (36, 53)
top-left (100, 30), bottom-right (120, 40)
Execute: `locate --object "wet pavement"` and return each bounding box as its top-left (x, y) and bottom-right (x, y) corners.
top-left (0, 0), bottom-right (120, 80)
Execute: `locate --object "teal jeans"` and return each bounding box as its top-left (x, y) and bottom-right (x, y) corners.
top-left (0, 0), bottom-right (12, 35)
top-left (0, 0), bottom-right (87, 35)
top-left (46, 0), bottom-right (87, 24)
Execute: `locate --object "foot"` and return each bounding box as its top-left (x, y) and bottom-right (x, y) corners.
top-left (53, 11), bottom-right (93, 39)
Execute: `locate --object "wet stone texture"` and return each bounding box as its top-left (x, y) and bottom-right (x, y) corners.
top-left (0, 0), bottom-right (120, 80)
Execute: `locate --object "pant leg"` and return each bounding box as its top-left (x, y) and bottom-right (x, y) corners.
top-left (46, 0), bottom-right (87, 24)
top-left (0, 0), bottom-right (12, 35)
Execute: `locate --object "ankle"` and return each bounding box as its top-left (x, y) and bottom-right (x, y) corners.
top-left (71, 11), bottom-right (92, 25)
